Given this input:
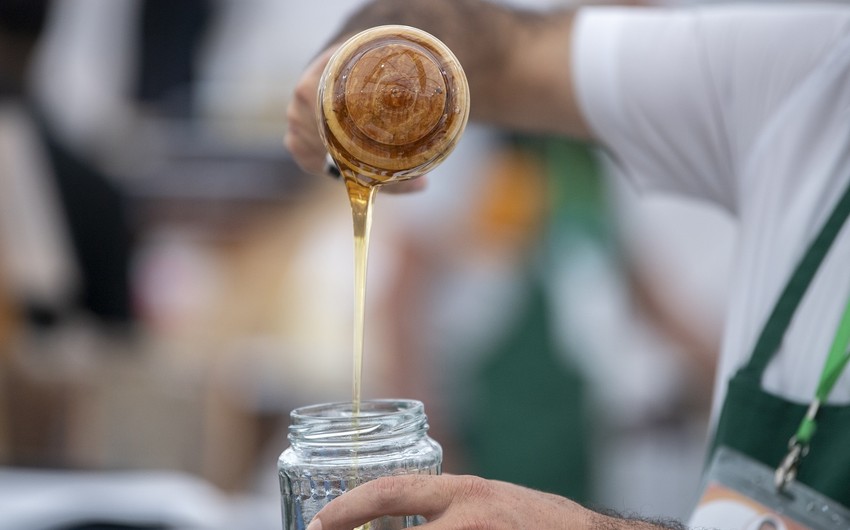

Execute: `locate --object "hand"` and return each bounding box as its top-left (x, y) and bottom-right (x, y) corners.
top-left (305, 474), bottom-right (599, 530)
top-left (284, 47), bottom-right (430, 193)
top-left (285, 48), bottom-right (336, 177)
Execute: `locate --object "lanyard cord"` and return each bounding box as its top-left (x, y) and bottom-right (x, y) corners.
top-left (794, 295), bottom-right (850, 445)
top-left (776, 292), bottom-right (850, 491)
top-left (747, 173), bottom-right (850, 492)
top-left (818, 296), bottom-right (850, 401)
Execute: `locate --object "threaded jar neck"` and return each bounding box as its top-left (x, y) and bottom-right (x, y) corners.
top-left (288, 399), bottom-right (429, 454)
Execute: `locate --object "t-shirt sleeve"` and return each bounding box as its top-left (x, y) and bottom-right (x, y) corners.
top-left (573, 5), bottom-right (850, 213)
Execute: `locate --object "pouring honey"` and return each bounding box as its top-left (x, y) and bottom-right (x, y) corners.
top-left (316, 25), bottom-right (470, 414)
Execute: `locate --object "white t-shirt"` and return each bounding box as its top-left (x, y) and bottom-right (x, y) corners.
top-left (573, 5), bottom-right (850, 423)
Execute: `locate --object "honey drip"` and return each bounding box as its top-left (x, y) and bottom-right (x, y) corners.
top-left (344, 172), bottom-right (378, 415)
top-left (319, 24), bottom-right (468, 416)
top-left (344, 170), bottom-right (377, 530)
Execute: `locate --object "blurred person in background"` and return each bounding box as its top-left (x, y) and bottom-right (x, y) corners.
top-left (0, 0), bottom-right (136, 470)
top-left (285, 0), bottom-right (850, 528)
top-left (0, 0), bottom-right (133, 339)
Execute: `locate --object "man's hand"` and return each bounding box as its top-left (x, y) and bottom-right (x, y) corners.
top-left (306, 474), bottom-right (687, 530)
top-left (284, 46), bottom-right (429, 193)
top-left (305, 474), bottom-right (596, 530)
top-left (284, 48), bottom-right (336, 178)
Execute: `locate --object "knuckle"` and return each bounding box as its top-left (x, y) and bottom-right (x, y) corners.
top-left (282, 129), bottom-right (293, 147)
top-left (293, 81), bottom-right (317, 107)
top-left (454, 476), bottom-right (495, 502)
top-left (454, 514), bottom-right (497, 530)
top-left (285, 102), bottom-right (300, 124)
top-left (371, 475), bottom-right (405, 497)
top-left (369, 476), bottom-right (408, 511)
top-left (283, 133), bottom-right (300, 156)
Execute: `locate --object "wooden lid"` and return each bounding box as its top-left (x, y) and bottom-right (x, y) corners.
top-left (319, 25), bottom-right (469, 183)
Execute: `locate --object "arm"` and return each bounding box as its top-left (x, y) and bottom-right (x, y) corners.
top-left (336, 0), bottom-right (589, 138)
top-left (305, 474), bottom-right (686, 530)
top-left (284, 0), bottom-right (591, 177)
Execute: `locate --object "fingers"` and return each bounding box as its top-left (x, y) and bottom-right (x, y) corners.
top-left (307, 474), bottom-right (591, 530)
top-left (307, 474), bottom-right (459, 530)
top-left (284, 47), bottom-right (430, 193)
top-left (284, 48), bottom-right (337, 176)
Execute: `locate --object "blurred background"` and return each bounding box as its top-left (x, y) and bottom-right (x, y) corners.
top-left (0, 0), bottom-right (738, 528)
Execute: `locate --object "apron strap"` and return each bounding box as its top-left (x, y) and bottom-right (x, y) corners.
top-left (740, 179), bottom-right (850, 381)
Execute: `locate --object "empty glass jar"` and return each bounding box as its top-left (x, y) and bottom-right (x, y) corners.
top-left (278, 399), bottom-right (442, 530)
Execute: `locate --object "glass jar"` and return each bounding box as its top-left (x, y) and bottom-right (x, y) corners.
top-left (278, 399), bottom-right (442, 530)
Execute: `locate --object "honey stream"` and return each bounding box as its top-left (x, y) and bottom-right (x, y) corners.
top-left (343, 171), bottom-right (378, 415)
top-left (343, 170), bottom-right (378, 530)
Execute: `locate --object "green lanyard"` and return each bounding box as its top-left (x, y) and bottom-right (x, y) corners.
top-left (775, 293), bottom-right (850, 491)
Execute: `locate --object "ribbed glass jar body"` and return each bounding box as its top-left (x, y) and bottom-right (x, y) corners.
top-left (278, 399), bottom-right (442, 530)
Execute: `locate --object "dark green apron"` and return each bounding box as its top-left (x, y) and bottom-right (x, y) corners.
top-left (711, 178), bottom-right (850, 506)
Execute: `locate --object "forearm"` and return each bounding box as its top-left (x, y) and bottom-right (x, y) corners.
top-left (330, 0), bottom-right (592, 139)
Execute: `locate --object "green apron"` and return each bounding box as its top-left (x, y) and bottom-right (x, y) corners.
top-left (711, 178), bottom-right (850, 506)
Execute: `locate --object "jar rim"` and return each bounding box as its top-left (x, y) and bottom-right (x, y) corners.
top-left (290, 399), bottom-right (424, 422)
top-left (288, 399), bottom-right (428, 447)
